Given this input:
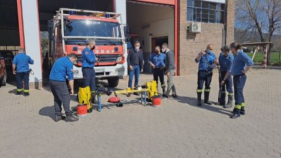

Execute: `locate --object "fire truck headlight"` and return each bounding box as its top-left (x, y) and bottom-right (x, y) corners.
top-left (116, 56), bottom-right (122, 62)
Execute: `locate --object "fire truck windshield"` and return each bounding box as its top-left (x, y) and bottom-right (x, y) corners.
top-left (65, 20), bottom-right (121, 38)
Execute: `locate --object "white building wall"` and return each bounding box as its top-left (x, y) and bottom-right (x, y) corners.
top-left (114, 0), bottom-right (128, 77)
top-left (21, 0), bottom-right (42, 87)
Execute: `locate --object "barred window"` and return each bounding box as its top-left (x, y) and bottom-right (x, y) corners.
top-left (187, 0), bottom-right (225, 24)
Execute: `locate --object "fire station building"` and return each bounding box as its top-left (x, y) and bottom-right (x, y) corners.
top-left (0, 0), bottom-right (234, 87)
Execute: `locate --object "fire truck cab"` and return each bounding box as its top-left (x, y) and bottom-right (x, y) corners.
top-left (48, 8), bottom-right (126, 87)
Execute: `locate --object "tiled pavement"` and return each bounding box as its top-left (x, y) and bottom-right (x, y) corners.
top-left (0, 69), bottom-right (280, 158)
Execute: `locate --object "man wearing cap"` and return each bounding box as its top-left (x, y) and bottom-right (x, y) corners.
top-left (218, 46), bottom-right (234, 108)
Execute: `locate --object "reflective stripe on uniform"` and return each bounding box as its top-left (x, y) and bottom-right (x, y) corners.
top-left (24, 89), bottom-right (29, 93)
top-left (205, 89), bottom-right (210, 92)
top-left (235, 104), bottom-right (242, 109)
top-left (17, 89), bottom-right (23, 92)
top-left (241, 103), bottom-right (245, 107)
top-left (197, 89), bottom-right (203, 93)
top-left (229, 93), bottom-right (234, 96)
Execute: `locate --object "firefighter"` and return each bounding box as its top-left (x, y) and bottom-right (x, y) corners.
top-left (149, 46), bottom-right (166, 94)
top-left (127, 41), bottom-right (144, 96)
top-left (218, 46), bottom-right (234, 108)
top-left (221, 43), bottom-right (254, 119)
top-left (82, 40), bottom-right (96, 94)
top-left (49, 53), bottom-right (78, 122)
top-left (162, 43), bottom-right (177, 99)
top-left (195, 44), bottom-right (218, 106)
top-left (12, 48), bottom-right (34, 96)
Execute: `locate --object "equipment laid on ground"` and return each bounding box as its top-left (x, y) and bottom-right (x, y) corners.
top-left (77, 86), bottom-right (93, 113)
top-left (93, 81), bottom-right (158, 112)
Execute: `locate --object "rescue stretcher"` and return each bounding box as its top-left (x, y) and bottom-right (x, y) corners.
top-left (77, 81), bottom-right (158, 112)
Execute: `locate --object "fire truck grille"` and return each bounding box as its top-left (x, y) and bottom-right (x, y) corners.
top-left (77, 54), bottom-right (120, 64)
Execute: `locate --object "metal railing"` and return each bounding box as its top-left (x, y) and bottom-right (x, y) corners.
top-left (250, 51), bottom-right (281, 66)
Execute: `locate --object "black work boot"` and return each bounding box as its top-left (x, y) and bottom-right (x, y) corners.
top-left (54, 115), bottom-right (66, 122)
top-left (16, 91), bottom-right (23, 95)
top-left (197, 92), bottom-right (202, 106)
top-left (240, 107), bottom-right (245, 115)
top-left (65, 114), bottom-right (79, 122)
top-left (224, 95), bottom-right (233, 108)
top-left (204, 91), bottom-right (212, 105)
top-left (231, 108), bottom-right (241, 119)
top-left (24, 92), bottom-right (29, 96)
top-left (219, 92), bottom-right (226, 106)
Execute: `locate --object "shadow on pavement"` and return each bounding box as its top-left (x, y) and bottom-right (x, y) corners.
top-left (176, 95), bottom-right (232, 116)
top-left (39, 106), bottom-right (55, 121)
top-left (8, 89), bottom-right (17, 94)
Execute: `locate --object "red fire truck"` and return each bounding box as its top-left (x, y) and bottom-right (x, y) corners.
top-left (48, 8), bottom-right (126, 87)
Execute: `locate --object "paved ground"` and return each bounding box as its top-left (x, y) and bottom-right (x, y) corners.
top-left (0, 69), bottom-right (281, 158)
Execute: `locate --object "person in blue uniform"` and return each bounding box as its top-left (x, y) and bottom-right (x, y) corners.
top-left (195, 44), bottom-right (218, 106)
top-left (218, 46), bottom-right (234, 108)
top-left (49, 53), bottom-right (78, 122)
top-left (149, 46), bottom-right (166, 94)
top-left (127, 41), bottom-right (144, 96)
top-left (82, 40), bottom-right (96, 93)
top-left (12, 48), bottom-right (34, 96)
top-left (221, 43), bottom-right (254, 119)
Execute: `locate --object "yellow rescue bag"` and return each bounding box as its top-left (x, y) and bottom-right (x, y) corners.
top-left (78, 86), bottom-right (93, 113)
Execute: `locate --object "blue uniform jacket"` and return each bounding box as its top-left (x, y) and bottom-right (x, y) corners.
top-left (12, 53), bottom-right (34, 73)
top-left (49, 56), bottom-right (74, 81)
top-left (231, 51), bottom-right (254, 76)
top-left (195, 50), bottom-right (216, 71)
top-left (219, 53), bottom-right (234, 72)
top-left (82, 47), bottom-right (96, 68)
top-left (149, 53), bottom-right (166, 68)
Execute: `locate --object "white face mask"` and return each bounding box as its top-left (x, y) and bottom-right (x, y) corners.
top-left (135, 47), bottom-right (140, 51)
top-left (162, 49), bottom-right (166, 52)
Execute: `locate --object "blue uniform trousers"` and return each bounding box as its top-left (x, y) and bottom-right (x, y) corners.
top-left (16, 71), bottom-right (29, 93)
top-left (82, 67), bottom-right (96, 92)
top-left (220, 71), bottom-right (233, 94)
top-left (153, 68), bottom-right (165, 87)
top-left (197, 70), bottom-right (213, 92)
top-left (233, 74), bottom-right (247, 111)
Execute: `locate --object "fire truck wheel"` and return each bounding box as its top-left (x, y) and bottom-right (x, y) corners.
top-left (108, 77), bottom-right (119, 88)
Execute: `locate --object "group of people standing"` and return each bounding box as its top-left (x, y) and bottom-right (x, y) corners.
top-left (127, 41), bottom-right (177, 98)
top-left (11, 39), bottom-right (254, 122)
top-left (195, 43), bottom-right (254, 119)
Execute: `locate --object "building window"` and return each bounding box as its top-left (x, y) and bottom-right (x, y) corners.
top-left (187, 0), bottom-right (225, 24)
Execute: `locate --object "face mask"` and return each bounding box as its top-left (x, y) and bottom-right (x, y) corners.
top-left (91, 46), bottom-right (95, 50)
top-left (135, 47), bottom-right (140, 51)
top-left (162, 49), bottom-right (166, 52)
